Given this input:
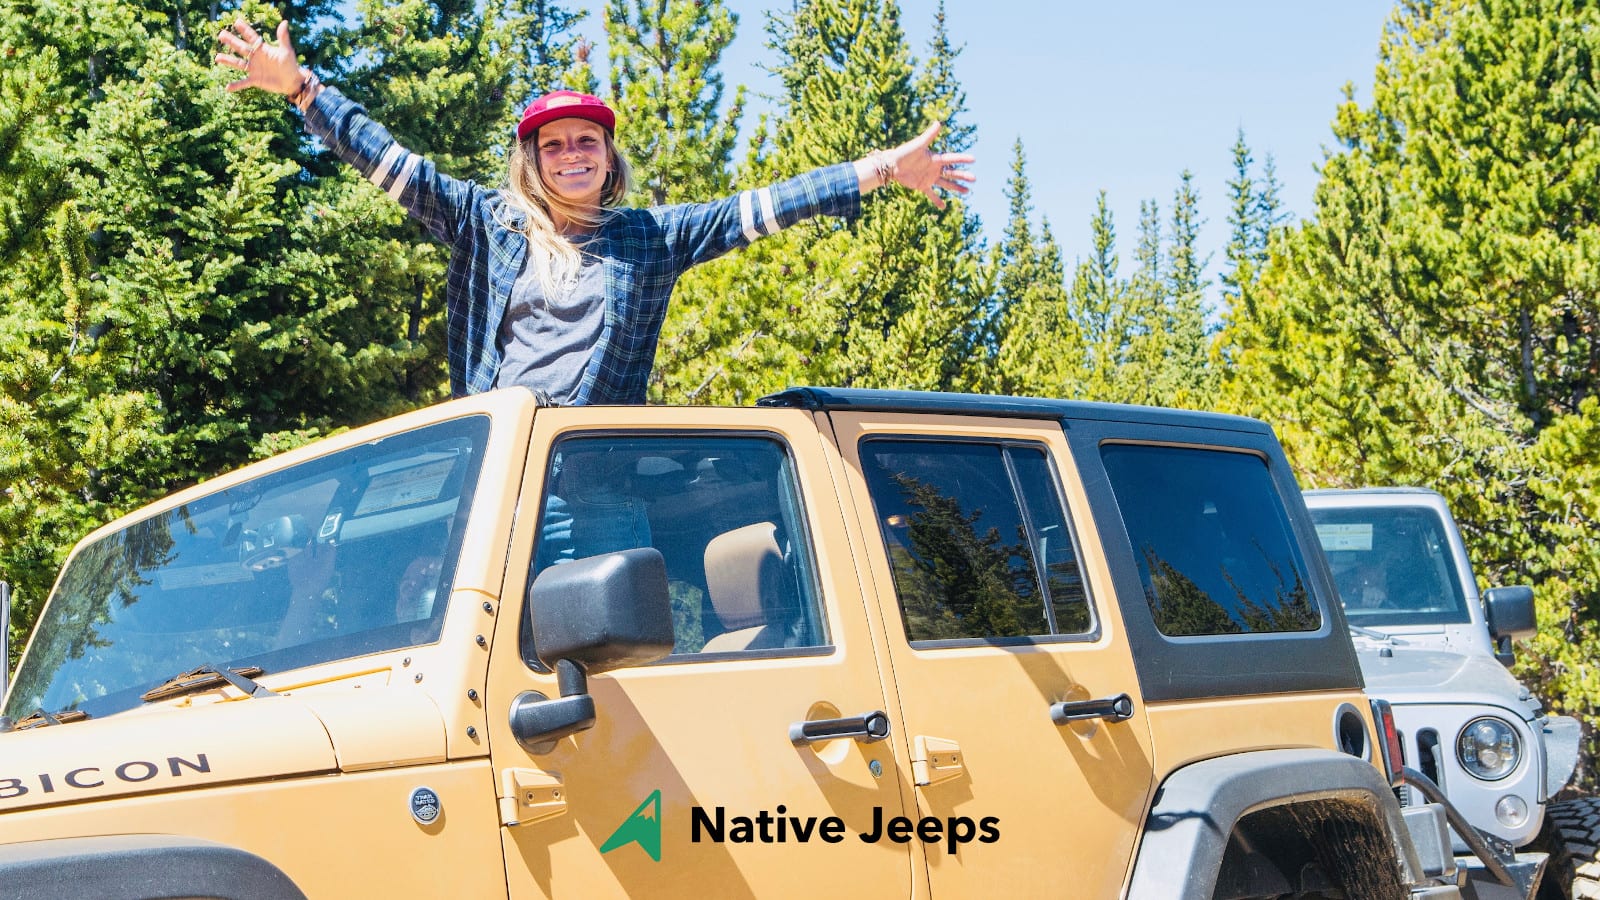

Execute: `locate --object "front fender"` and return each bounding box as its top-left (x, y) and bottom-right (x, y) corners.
top-left (1126, 748), bottom-right (1423, 899)
top-left (0, 834), bottom-right (305, 900)
top-left (1544, 715), bottom-right (1583, 798)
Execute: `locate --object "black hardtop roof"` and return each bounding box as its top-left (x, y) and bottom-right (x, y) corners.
top-left (758, 386), bottom-right (1273, 435)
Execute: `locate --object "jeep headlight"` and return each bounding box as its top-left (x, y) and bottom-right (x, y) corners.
top-left (1457, 717), bottom-right (1521, 781)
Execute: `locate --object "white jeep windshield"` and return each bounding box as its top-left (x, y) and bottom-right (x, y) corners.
top-left (1309, 504), bottom-right (1471, 628)
top-left (5, 416), bottom-right (490, 721)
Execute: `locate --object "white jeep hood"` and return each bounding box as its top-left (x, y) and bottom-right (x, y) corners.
top-left (1357, 646), bottom-right (1537, 718)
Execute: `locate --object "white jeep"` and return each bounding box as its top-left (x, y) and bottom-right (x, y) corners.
top-left (1305, 487), bottom-right (1589, 898)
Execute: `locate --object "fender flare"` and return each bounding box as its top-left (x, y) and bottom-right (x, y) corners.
top-left (0, 833), bottom-right (305, 900)
top-left (1125, 748), bottom-right (1422, 900)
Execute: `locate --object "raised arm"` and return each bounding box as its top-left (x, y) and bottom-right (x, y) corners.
top-left (655, 122), bottom-right (977, 270)
top-left (215, 17), bottom-right (482, 246)
top-left (855, 122), bottom-right (976, 210)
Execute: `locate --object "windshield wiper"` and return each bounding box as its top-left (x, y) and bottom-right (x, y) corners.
top-left (9, 707), bottom-right (91, 730)
top-left (142, 664), bottom-right (277, 703)
top-left (1348, 624), bottom-right (1401, 644)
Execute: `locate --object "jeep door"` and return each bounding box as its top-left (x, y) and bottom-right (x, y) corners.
top-left (828, 411), bottom-right (1157, 897)
top-left (485, 406), bottom-right (917, 898)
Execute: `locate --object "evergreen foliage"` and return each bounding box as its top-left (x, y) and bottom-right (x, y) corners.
top-left (990, 139), bottom-right (1076, 398)
top-left (0, 0), bottom-right (587, 655)
top-left (1067, 192), bottom-right (1131, 397)
top-left (1216, 0), bottom-right (1600, 780)
top-left (650, 0), bottom-right (987, 405)
top-left (8, 0), bottom-right (1600, 791)
top-left (603, 0), bottom-right (742, 205)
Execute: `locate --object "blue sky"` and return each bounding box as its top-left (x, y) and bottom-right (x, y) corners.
top-left (574, 0), bottom-right (1399, 305)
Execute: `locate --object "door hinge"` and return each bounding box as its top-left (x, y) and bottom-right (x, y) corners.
top-left (911, 735), bottom-right (965, 787)
top-left (499, 768), bottom-right (567, 827)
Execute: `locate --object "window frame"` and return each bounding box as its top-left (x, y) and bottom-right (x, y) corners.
top-left (1098, 438), bottom-right (1324, 640)
top-left (519, 428), bottom-right (834, 671)
top-left (1064, 419), bottom-right (1358, 703)
top-left (857, 434), bottom-right (1102, 650)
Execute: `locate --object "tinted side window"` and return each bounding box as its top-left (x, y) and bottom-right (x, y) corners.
top-left (860, 439), bottom-right (1094, 642)
top-left (1101, 444), bottom-right (1319, 637)
top-left (528, 434), bottom-right (826, 659)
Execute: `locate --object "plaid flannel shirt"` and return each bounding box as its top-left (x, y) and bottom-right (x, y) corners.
top-left (302, 87), bottom-right (863, 404)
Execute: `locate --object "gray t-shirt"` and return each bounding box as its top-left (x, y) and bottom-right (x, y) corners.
top-left (494, 252), bottom-right (606, 402)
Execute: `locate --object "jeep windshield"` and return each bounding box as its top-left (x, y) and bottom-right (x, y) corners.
top-left (3, 416), bottom-right (490, 721)
top-left (1308, 504), bottom-right (1471, 628)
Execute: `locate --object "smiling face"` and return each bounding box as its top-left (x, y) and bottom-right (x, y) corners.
top-left (534, 118), bottom-right (611, 210)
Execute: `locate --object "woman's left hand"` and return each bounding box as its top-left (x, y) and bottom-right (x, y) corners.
top-left (215, 18), bottom-right (303, 95)
top-left (870, 123), bottom-right (976, 209)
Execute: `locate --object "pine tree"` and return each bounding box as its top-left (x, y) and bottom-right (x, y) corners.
top-left (913, 2), bottom-right (975, 155)
top-left (1221, 129), bottom-right (1259, 310)
top-left (991, 139), bottom-right (1076, 398)
top-left (0, 46), bottom-right (143, 659)
top-left (1068, 191), bottom-right (1130, 398)
top-left (1215, 0), bottom-right (1600, 778)
top-left (0, 0), bottom-right (586, 651)
top-left (1164, 170), bottom-right (1210, 399)
top-left (1255, 153), bottom-right (1287, 238)
top-left (1117, 198), bottom-right (1166, 405)
top-left (989, 138), bottom-right (1037, 356)
top-left (651, 0), bottom-right (988, 403)
top-left (603, 0), bottom-right (743, 205)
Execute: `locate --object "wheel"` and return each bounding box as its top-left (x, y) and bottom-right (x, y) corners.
top-left (1537, 796), bottom-right (1600, 899)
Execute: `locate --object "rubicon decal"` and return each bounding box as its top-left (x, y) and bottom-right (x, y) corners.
top-left (0, 753), bottom-right (212, 799)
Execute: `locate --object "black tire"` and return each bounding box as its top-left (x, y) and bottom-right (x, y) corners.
top-left (1537, 797), bottom-right (1600, 900)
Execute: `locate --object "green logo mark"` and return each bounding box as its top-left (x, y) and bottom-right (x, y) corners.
top-left (600, 789), bottom-right (662, 862)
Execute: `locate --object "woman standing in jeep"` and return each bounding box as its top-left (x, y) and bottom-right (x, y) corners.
top-left (216, 17), bottom-right (974, 406)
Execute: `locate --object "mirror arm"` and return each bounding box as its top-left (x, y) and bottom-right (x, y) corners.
top-left (556, 657), bottom-right (588, 699)
top-left (508, 659), bottom-right (601, 753)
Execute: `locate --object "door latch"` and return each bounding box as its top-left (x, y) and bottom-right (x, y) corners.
top-left (789, 710), bottom-right (891, 745)
top-left (1050, 693), bottom-right (1135, 725)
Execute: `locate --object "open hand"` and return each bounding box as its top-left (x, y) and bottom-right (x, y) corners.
top-left (884, 123), bottom-right (976, 209)
top-left (215, 18), bottom-right (301, 95)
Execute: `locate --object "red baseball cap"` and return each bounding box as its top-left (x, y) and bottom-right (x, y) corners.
top-left (516, 90), bottom-right (616, 141)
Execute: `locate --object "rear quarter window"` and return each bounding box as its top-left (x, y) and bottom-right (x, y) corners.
top-left (1100, 443), bottom-right (1319, 637)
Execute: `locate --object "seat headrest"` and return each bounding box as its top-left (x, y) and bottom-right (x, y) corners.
top-left (704, 522), bottom-right (781, 631)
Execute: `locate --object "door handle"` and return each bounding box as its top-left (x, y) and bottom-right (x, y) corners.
top-left (790, 710), bottom-right (891, 745)
top-left (1050, 693), bottom-right (1135, 725)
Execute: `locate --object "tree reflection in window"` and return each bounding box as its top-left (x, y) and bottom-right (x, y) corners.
top-left (863, 440), bottom-right (1094, 643)
top-left (1103, 443), bottom-right (1321, 637)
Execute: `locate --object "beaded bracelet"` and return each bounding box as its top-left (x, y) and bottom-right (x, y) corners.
top-left (868, 149), bottom-right (897, 187)
top-left (288, 69), bottom-right (322, 113)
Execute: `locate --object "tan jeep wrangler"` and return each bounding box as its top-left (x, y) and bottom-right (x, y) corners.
top-left (0, 387), bottom-right (1528, 898)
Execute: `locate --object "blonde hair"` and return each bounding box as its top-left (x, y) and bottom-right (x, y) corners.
top-left (496, 129), bottom-right (633, 299)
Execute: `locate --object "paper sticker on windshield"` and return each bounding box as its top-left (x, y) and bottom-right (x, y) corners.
top-left (355, 459), bottom-right (454, 516)
top-left (1316, 523), bottom-right (1373, 552)
top-left (158, 563), bottom-right (254, 590)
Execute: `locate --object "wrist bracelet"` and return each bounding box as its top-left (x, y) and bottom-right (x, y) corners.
top-left (288, 69), bottom-right (321, 112)
top-left (868, 149), bottom-right (896, 187)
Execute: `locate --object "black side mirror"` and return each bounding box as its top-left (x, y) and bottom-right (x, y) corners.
top-left (1483, 585), bottom-right (1536, 667)
top-left (509, 549), bottom-right (674, 752)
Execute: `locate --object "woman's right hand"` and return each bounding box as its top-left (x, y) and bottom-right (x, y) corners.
top-left (215, 18), bottom-right (302, 95)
